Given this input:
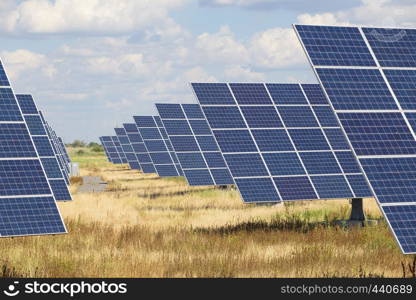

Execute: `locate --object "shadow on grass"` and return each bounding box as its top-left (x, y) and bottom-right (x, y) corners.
top-left (195, 215), bottom-right (386, 235)
top-left (140, 188), bottom-right (217, 199)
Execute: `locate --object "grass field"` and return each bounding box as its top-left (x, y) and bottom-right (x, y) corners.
top-left (1, 147), bottom-right (415, 278)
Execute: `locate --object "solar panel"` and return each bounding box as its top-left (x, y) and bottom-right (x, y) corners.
top-left (156, 103), bottom-right (233, 186)
top-left (99, 136), bottom-right (113, 162)
top-left (295, 24), bottom-right (416, 254)
top-left (115, 126), bottom-right (141, 170)
top-left (16, 95), bottom-right (72, 201)
top-left (122, 122), bottom-right (156, 173)
top-left (111, 135), bottom-right (128, 164)
top-left (0, 59), bottom-right (66, 236)
top-left (192, 82), bottom-right (372, 203)
top-left (134, 116), bottom-right (182, 177)
top-left (39, 111), bottom-right (69, 183)
top-left (101, 136), bottom-right (123, 164)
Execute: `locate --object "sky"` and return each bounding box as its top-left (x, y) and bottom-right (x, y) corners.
top-left (1, 0), bottom-right (416, 142)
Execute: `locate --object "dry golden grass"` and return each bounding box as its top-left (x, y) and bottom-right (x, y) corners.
top-left (0, 147), bottom-right (414, 278)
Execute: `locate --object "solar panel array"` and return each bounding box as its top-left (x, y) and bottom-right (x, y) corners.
top-left (99, 136), bottom-right (113, 162)
top-left (115, 127), bottom-right (141, 170)
top-left (122, 123), bottom-right (156, 174)
top-left (112, 135), bottom-right (128, 163)
top-left (192, 83), bottom-right (372, 203)
top-left (16, 95), bottom-right (72, 201)
top-left (0, 60), bottom-right (66, 237)
top-left (156, 103), bottom-right (234, 186)
top-left (101, 136), bottom-right (123, 163)
top-left (295, 24), bottom-right (416, 253)
top-left (134, 116), bottom-right (183, 177)
top-left (40, 111), bottom-right (70, 183)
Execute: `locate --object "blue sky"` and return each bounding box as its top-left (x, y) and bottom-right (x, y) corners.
top-left (1, 0), bottom-right (415, 142)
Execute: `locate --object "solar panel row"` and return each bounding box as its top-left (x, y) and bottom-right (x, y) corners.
top-left (0, 59), bottom-right (66, 237)
top-left (156, 103), bottom-right (234, 186)
top-left (294, 24), bottom-right (416, 254)
top-left (134, 116), bottom-right (183, 177)
top-left (16, 95), bottom-right (72, 201)
top-left (192, 82), bottom-right (372, 203)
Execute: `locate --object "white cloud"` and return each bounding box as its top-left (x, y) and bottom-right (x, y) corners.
top-left (249, 27), bottom-right (306, 68)
top-left (196, 26), bottom-right (249, 64)
top-left (0, 49), bottom-right (56, 80)
top-left (0, 0), bottom-right (188, 34)
top-left (224, 65), bottom-right (265, 81)
top-left (297, 0), bottom-right (416, 27)
top-left (86, 54), bottom-right (150, 76)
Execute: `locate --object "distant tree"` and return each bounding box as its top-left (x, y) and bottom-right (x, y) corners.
top-left (91, 145), bottom-right (104, 152)
top-left (71, 140), bottom-right (86, 147)
top-left (88, 142), bottom-right (100, 148)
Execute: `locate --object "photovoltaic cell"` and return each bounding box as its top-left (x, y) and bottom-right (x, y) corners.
top-left (124, 123), bottom-right (156, 174)
top-left (117, 125), bottom-right (141, 170)
top-left (156, 103), bottom-right (233, 186)
top-left (193, 82), bottom-right (370, 203)
top-left (295, 24), bottom-right (416, 254)
top-left (0, 60), bottom-right (66, 237)
top-left (134, 115), bottom-right (181, 177)
top-left (16, 95), bottom-right (71, 201)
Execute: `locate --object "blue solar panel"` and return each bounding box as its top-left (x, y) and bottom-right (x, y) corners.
top-left (311, 176), bottom-right (353, 199)
top-left (118, 125), bottom-right (141, 170)
top-left (0, 196), bottom-right (65, 236)
top-left (33, 136), bottom-right (55, 156)
top-left (25, 115), bottom-right (47, 135)
top-left (0, 159), bottom-right (51, 196)
top-left (324, 128), bottom-right (350, 150)
top-left (135, 116), bottom-right (180, 177)
top-left (295, 25), bottom-right (376, 67)
top-left (263, 153), bottom-right (305, 176)
top-left (188, 119), bottom-right (211, 135)
top-left (300, 152), bottom-right (341, 175)
top-left (383, 205), bottom-right (416, 253)
top-left (224, 153), bottom-right (268, 177)
top-left (230, 83), bottom-right (272, 104)
top-left (49, 179), bottom-right (72, 201)
top-left (203, 107), bottom-right (246, 129)
top-left (213, 130), bottom-right (257, 153)
top-left (191, 83), bottom-right (235, 105)
top-left (194, 82), bottom-right (370, 203)
top-left (241, 106), bottom-right (282, 128)
top-left (16, 94), bottom-right (37, 114)
top-left (0, 88), bottom-right (23, 121)
top-left (316, 68), bottom-right (398, 110)
top-left (156, 103), bottom-right (185, 119)
top-left (337, 112), bottom-right (416, 156)
top-left (210, 168), bottom-right (233, 185)
top-left (295, 24), bottom-right (416, 254)
top-left (183, 169), bottom-right (215, 186)
top-left (195, 136), bottom-right (220, 151)
top-left (363, 27), bottom-right (416, 68)
top-left (157, 103), bottom-right (233, 186)
top-left (41, 157), bottom-right (65, 178)
top-left (235, 178), bottom-right (280, 203)
top-left (301, 84), bottom-right (328, 104)
top-left (289, 129), bottom-right (330, 151)
top-left (0, 62), bottom-right (10, 86)
top-left (0, 123), bottom-right (37, 157)
top-left (266, 84), bottom-right (307, 104)
top-left (274, 177), bottom-right (317, 201)
top-left (101, 136), bottom-right (122, 164)
top-left (182, 104), bottom-right (205, 119)
top-left (17, 94), bottom-right (72, 200)
top-left (279, 106), bottom-right (319, 127)
top-left (251, 129), bottom-right (294, 151)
